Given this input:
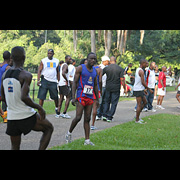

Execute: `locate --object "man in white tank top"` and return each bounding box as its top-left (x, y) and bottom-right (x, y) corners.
top-left (1, 46), bottom-right (53, 150)
top-left (56, 55), bottom-right (72, 119)
top-left (133, 59), bottom-right (153, 124)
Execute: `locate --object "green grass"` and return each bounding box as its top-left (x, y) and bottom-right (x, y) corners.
top-left (50, 114), bottom-right (180, 150)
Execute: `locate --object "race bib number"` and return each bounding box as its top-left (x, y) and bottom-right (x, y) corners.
top-left (83, 85), bottom-right (93, 95)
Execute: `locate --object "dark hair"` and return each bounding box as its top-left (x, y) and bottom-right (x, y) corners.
top-left (60, 60), bottom-right (64, 65)
top-left (87, 52), bottom-right (96, 59)
top-left (11, 46), bottom-right (25, 62)
top-left (140, 58), bottom-right (146, 65)
top-left (80, 59), bottom-right (87, 65)
top-left (3, 51), bottom-right (11, 60)
top-left (48, 49), bottom-right (54, 53)
top-left (65, 55), bottom-right (71, 59)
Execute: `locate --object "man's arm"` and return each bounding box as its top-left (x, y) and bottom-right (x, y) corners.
top-left (37, 61), bottom-right (43, 86)
top-left (62, 64), bottom-right (68, 85)
top-left (20, 71), bottom-right (46, 120)
top-left (94, 70), bottom-right (99, 102)
top-left (71, 65), bottom-right (82, 106)
top-left (139, 69), bottom-right (153, 94)
top-left (56, 65), bottom-right (60, 82)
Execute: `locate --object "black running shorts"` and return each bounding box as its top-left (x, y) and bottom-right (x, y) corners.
top-left (6, 113), bottom-right (37, 136)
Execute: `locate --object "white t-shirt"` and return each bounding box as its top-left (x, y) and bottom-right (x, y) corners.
top-left (41, 57), bottom-right (59, 82)
top-left (146, 68), bottom-right (156, 89)
top-left (99, 63), bottom-right (107, 87)
top-left (133, 67), bottom-right (145, 91)
top-left (58, 63), bottom-right (69, 86)
top-left (178, 78), bottom-right (180, 91)
top-left (68, 64), bottom-right (76, 81)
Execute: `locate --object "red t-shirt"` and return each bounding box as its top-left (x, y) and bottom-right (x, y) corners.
top-left (158, 72), bottom-right (166, 88)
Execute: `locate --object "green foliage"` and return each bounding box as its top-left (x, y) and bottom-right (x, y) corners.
top-left (0, 30), bottom-right (180, 71)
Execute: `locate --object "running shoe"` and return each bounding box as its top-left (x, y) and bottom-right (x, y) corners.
top-left (91, 126), bottom-right (97, 130)
top-left (135, 120), bottom-right (144, 124)
top-left (65, 133), bottom-right (72, 143)
top-left (61, 113), bottom-right (71, 119)
top-left (84, 140), bottom-right (95, 146)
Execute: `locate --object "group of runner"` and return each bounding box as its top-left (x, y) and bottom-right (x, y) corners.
top-left (1, 46), bottom-right (178, 150)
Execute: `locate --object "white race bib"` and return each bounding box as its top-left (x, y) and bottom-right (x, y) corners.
top-left (83, 85), bottom-right (93, 95)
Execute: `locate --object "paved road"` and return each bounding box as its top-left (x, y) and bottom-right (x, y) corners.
top-left (0, 91), bottom-right (179, 150)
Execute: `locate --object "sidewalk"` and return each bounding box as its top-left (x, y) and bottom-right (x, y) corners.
top-left (0, 91), bottom-right (179, 150)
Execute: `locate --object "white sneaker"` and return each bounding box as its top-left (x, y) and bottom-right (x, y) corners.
top-left (156, 105), bottom-right (160, 109)
top-left (65, 133), bottom-right (72, 143)
top-left (91, 126), bottom-right (97, 130)
top-left (142, 108), bottom-right (148, 112)
top-left (84, 140), bottom-right (95, 146)
top-left (55, 114), bottom-right (60, 118)
top-left (158, 105), bottom-right (165, 110)
top-left (149, 108), bottom-right (156, 112)
top-left (61, 113), bottom-right (71, 119)
top-left (135, 120), bottom-right (144, 124)
top-left (96, 116), bottom-right (101, 120)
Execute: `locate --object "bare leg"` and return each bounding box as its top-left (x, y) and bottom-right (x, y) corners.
top-left (136, 96), bottom-right (147, 122)
top-left (63, 94), bottom-right (71, 113)
top-left (69, 101), bottom-right (84, 133)
top-left (33, 113), bottom-right (54, 150)
top-left (84, 104), bottom-right (93, 140)
top-left (57, 94), bottom-right (64, 113)
top-left (159, 96), bottom-right (164, 105)
top-left (157, 95), bottom-right (161, 105)
top-left (10, 135), bottom-right (21, 150)
top-left (39, 99), bottom-right (44, 107)
top-left (91, 100), bottom-right (98, 127)
top-left (176, 94), bottom-right (180, 103)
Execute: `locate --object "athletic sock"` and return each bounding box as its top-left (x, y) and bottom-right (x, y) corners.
top-left (63, 111), bottom-right (66, 114)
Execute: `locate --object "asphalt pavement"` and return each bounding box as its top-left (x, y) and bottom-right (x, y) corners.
top-left (0, 91), bottom-right (179, 150)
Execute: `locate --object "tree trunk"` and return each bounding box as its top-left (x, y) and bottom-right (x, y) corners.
top-left (140, 30), bottom-right (145, 45)
top-left (119, 30), bottom-right (124, 54)
top-left (107, 30), bottom-right (112, 57)
top-left (123, 30), bottom-right (128, 54)
top-left (104, 30), bottom-right (108, 56)
top-left (98, 30), bottom-right (102, 43)
top-left (91, 30), bottom-right (96, 53)
top-left (117, 30), bottom-right (121, 50)
top-left (73, 30), bottom-right (78, 52)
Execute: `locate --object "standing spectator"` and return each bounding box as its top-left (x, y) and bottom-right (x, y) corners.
top-left (103, 56), bottom-right (126, 122)
top-left (37, 49), bottom-right (59, 114)
top-left (96, 55), bottom-right (110, 120)
top-left (157, 66), bottom-right (167, 109)
top-left (56, 55), bottom-right (71, 118)
top-left (154, 65), bottom-right (159, 100)
top-left (68, 59), bottom-right (76, 100)
top-left (144, 62), bottom-right (156, 112)
top-left (175, 76), bottom-right (180, 108)
top-left (0, 51), bottom-right (11, 123)
top-left (124, 63), bottom-right (133, 75)
top-left (133, 59), bottom-right (153, 124)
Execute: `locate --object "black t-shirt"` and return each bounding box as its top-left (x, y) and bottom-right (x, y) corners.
top-left (103, 64), bottom-right (124, 92)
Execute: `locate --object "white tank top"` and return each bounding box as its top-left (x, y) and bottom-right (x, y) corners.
top-left (133, 67), bottom-right (145, 91)
top-left (41, 57), bottom-right (59, 82)
top-left (3, 68), bottom-right (36, 120)
top-left (58, 63), bottom-right (69, 86)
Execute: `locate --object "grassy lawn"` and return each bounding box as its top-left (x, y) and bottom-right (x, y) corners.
top-left (50, 113), bottom-right (180, 150)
